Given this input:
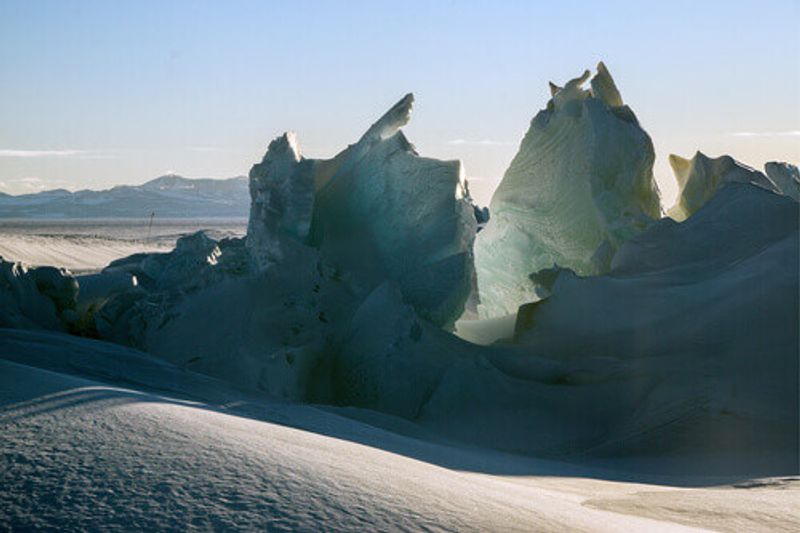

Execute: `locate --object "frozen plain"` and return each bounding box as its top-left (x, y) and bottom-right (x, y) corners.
top-left (0, 218), bottom-right (246, 273)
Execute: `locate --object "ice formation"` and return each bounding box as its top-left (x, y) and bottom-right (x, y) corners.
top-left (474, 62), bottom-right (661, 318)
top-left (309, 94), bottom-right (476, 327)
top-left (498, 184), bottom-right (798, 462)
top-left (765, 161), bottom-right (800, 202)
top-left (332, 282), bottom-right (473, 418)
top-left (134, 242), bottom-right (354, 401)
top-left (247, 132), bottom-right (315, 268)
top-left (91, 232), bottom-right (251, 348)
top-left (83, 95), bottom-right (477, 402)
top-left (248, 94), bottom-right (477, 327)
top-left (0, 259), bottom-right (78, 330)
top-left (2, 66), bottom-right (797, 479)
top-left (667, 151), bottom-right (781, 221)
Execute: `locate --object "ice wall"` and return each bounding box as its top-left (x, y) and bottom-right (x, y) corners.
top-left (88, 94), bottom-right (478, 402)
top-left (495, 184), bottom-right (798, 466)
top-left (765, 161), bottom-right (800, 202)
top-left (667, 151), bottom-right (780, 221)
top-left (247, 132), bottom-right (315, 269)
top-left (246, 94), bottom-right (477, 328)
top-left (474, 62), bottom-right (661, 318)
top-left (0, 259), bottom-right (78, 330)
top-left (310, 95), bottom-right (476, 328)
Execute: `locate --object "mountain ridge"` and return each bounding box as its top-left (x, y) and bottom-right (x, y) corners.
top-left (0, 174), bottom-right (249, 218)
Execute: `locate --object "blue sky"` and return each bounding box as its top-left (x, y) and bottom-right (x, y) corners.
top-left (1, 0), bottom-right (798, 205)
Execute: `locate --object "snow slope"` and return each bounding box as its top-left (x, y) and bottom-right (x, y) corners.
top-left (2, 328), bottom-right (798, 532)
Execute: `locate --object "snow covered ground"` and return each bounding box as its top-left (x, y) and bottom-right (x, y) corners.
top-left (2, 328), bottom-right (798, 532)
top-left (0, 219), bottom-right (246, 273)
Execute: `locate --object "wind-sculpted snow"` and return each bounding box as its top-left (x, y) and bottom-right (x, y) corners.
top-left (9, 331), bottom-right (799, 531)
top-left (474, 62), bottom-right (661, 318)
top-left (667, 151), bottom-right (782, 221)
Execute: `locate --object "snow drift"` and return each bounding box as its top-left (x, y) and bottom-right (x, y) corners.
top-left (7, 329), bottom-right (798, 531)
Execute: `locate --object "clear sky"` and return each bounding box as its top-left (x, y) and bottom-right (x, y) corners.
top-left (1, 0), bottom-right (798, 206)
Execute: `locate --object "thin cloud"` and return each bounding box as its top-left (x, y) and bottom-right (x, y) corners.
top-left (0, 149), bottom-right (84, 158)
top-left (728, 131), bottom-right (800, 137)
top-left (76, 152), bottom-right (118, 160)
top-left (1, 176), bottom-right (47, 194)
top-left (0, 176), bottom-right (77, 195)
top-left (0, 148), bottom-right (120, 159)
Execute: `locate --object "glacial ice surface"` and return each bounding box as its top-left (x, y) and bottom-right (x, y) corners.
top-left (0, 259), bottom-right (78, 330)
top-left (474, 62), bottom-right (661, 318)
top-left (309, 94), bottom-right (477, 328)
top-left (666, 151), bottom-right (781, 221)
top-left (765, 161), bottom-right (800, 202)
top-left (498, 183), bottom-right (798, 465)
top-left (246, 94), bottom-right (477, 327)
top-left (247, 132), bottom-right (315, 268)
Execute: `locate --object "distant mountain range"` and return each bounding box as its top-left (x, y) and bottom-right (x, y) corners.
top-left (0, 175), bottom-right (250, 218)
